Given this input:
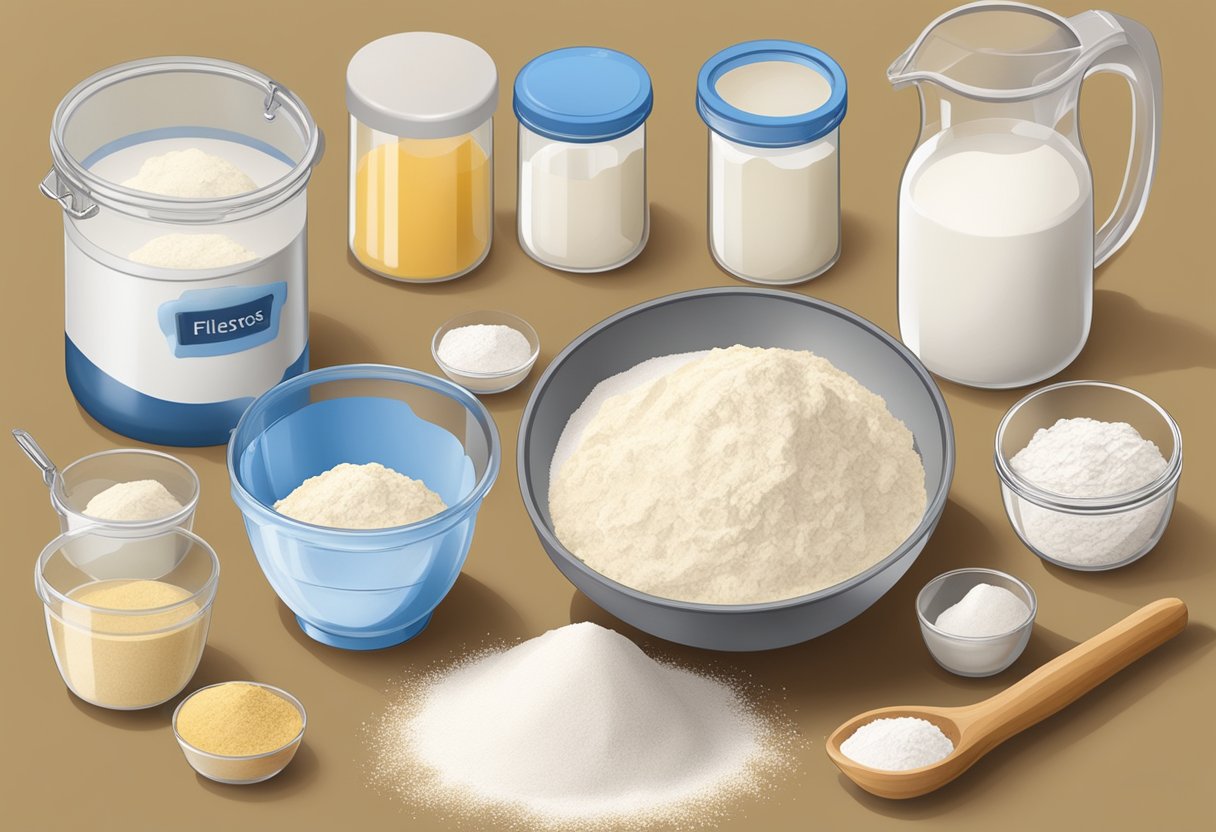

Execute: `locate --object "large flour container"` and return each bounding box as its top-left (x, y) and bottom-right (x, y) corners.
top-left (42, 58), bottom-right (323, 446)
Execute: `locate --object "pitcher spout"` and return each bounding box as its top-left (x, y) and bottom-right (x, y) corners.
top-left (887, 1), bottom-right (1094, 100)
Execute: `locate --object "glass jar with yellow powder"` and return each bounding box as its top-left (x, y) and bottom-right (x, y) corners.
top-left (35, 527), bottom-right (219, 710)
top-left (347, 33), bottom-right (498, 282)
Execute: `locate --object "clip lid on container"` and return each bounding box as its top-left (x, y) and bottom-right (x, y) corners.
top-left (41, 57), bottom-right (322, 447)
top-left (347, 33), bottom-right (498, 282)
top-left (696, 41), bottom-right (847, 285)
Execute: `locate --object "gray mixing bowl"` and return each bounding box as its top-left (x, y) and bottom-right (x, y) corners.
top-left (518, 288), bottom-right (954, 651)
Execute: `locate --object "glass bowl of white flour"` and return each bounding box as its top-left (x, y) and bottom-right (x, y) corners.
top-left (995, 380), bottom-right (1182, 571)
top-left (516, 287), bottom-right (955, 651)
top-left (227, 364), bottom-right (500, 650)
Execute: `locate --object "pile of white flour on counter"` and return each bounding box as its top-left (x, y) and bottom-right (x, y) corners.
top-left (549, 345), bottom-right (927, 604)
top-left (366, 622), bottom-right (791, 827)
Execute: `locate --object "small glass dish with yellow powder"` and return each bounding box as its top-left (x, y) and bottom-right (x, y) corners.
top-left (35, 527), bottom-right (218, 710)
top-left (173, 682), bottom-right (306, 784)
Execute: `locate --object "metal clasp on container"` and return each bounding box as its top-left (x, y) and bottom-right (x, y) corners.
top-left (263, 82), bottom-right (282, 122)
top-left (40, 169), bottom-right (98, 219)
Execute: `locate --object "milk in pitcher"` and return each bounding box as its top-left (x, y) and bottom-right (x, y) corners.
top-left (898, 119), bottom-right (1093, 388)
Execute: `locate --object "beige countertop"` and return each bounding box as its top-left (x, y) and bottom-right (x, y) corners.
top-left (2, 0), bottom-right (1213, 828)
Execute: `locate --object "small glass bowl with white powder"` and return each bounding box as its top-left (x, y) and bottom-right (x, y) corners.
top-left (432, 310), bottom-right (540, 394)
top-left (917, 568), bottom-right (1036, 677)
top-left (51, 448), bottom-right (199, 540)
top-left (995, 381), bottom-right (1182, 571)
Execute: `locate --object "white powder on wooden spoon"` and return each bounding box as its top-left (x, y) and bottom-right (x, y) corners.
top-left (840, 716), bottom-right (954, 771)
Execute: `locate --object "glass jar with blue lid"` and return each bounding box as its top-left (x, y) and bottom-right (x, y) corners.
top-left (697, 41), bottom-right (848, 285)
top-left (514, 47), bottom-right (653, 272)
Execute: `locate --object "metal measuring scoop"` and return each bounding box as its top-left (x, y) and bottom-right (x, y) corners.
top-left (13, 429), bottom-right (59, 490)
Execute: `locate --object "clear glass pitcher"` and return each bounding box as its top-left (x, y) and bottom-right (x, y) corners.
top-left (889, 2), bottom-right (1162, 389)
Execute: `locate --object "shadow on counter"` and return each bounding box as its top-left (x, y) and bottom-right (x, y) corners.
top-left (195, 741), bottom-right (320, 802)
top-left (273, 573), bottom-right (526, 691)
top-left (1034, 501), bottom-right (1214, 601)
top-left (65, 645), bottom-right (252, 732)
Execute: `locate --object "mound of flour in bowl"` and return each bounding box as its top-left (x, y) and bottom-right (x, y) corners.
top-left (129, 233), bottom-right (258, 269)
top-left (123, 147), bottom-right (257, 197)
top-left (274, 462), bottom-right (446, 529)
top-left (550, 345), bottom-right (927, 604)
top-left (366, 622), bottom-right (788, 826)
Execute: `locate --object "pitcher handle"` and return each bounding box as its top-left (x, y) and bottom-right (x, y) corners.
top-left (1071, 10), bottom-right (1163, 268)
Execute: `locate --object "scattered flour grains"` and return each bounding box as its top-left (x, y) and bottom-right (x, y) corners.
top-left (437, 324), bottom-right (533, 374)
top-left (83, 479), bottom-right (184, 522)
top-left (129, 233), bottom-right (258, 269)
top-left (122, 147), bottom-right (258, 197)
top-left (840, 717), bottom-right (954, 771)
top-left (1009, 417), bottom-right (1169, 566)
top-left (550, 345), bottom-right (927, 604)
top-left (366, 623), bottom-right (792, 828)
top-left (274, 462), bottom-right (446, 529)
top-left (935, 583), bottom-right (1030, 637)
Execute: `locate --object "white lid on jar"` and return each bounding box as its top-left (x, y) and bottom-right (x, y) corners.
top-left (346, 32), bottom-right (498, 139)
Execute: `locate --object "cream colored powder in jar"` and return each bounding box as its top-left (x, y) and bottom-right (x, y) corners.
top-left (698, 44), bottom-right (847, 285)
top-left (49, 579), bottom-right (208, 709)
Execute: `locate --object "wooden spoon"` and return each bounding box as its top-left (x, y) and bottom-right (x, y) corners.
top-left (826, 597), bottom-right (1187, 799)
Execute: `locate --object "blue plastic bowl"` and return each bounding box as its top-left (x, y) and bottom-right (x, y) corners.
top-left (227, 364), bottom-right (500, 650)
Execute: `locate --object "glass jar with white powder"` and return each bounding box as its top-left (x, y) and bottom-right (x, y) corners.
top-left (514, 47), bottom-right (652, 272)
top-left (696, 41), bottom-right (847, 285)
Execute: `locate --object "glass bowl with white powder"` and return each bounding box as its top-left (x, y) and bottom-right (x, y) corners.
top-left (432, 310), bottom-right (540, 394)
top-left (995, 381), bottom-right (1182, 572)
top-left (228, 364), bottom-right (500, 650)
top-left (916, 568), bottom-right (1036, 677)
top-left (52, 448), bottom-right (199, 535)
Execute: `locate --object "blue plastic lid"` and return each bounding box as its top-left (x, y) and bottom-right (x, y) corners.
top-left (514, 47), bottom-right (653, 143)
top-left (696, 40), bottom-right (847, 148)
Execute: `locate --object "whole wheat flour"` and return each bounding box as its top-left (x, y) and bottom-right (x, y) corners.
top-left (274, 462), bottom-right (447, 529)
top-left (550, 345), bottom-right (926, 604)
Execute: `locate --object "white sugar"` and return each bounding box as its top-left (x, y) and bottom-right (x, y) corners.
top-left (840, 716), bottom-right (954, 771)
top-left (437, 324), bottom-right (533, 375)
top-left (935, 583), bottom-right (1031, 637)
top-left (367, 622), bottom-right (789, 826)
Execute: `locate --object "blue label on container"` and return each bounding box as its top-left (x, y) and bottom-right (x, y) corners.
top-left (177, 294), bottom-right (274, 345)
top-left (158, 282), bottom-right (288, 358)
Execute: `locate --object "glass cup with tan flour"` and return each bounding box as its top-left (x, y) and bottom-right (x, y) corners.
top-left (35, 527), bottom-right (219, 710)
